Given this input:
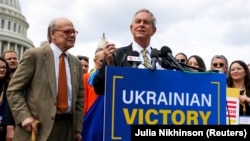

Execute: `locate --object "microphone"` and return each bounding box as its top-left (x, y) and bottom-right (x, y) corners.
top-left (160, 46), bottom-right (185, 71)
top-left (127, 51), bottom-right (141, 68)
top-left (111, 52), bottom-right (117, 66)
top-left (150, 49), bottom-right (159, 70)
top-left (120, 53), bottom-right (127, 67)
top-left (160, 57), bottom-right (174, 70)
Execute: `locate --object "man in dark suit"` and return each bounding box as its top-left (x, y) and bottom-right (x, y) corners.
top-left (93, 8), bottom-right (162, 95)
top-left (6, 17), bottom-right (83, 141)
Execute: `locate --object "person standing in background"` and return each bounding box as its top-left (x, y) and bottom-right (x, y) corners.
top-left (83, 49), bottom-right (104, 115)
top-left (82, 49), bottom-right (105, 141)
top-left (0, 57), bottom-right (11, 141)
top-left (175, 52), bottom-right (188, 64)
top-left (77, 55), bottom-right (89, 74)
top-left (6, 17), bottom-right (83, 141)
top-left (210, 55), bottom-right (228, 73)
top-left (2, 50), bottom-right (19, 78)
top-left (227, 60), bottom-right (250, 118)
top-left (187, 55), bottom-right (206, 72)
top-left (1, 50), bottom-right (19, 141)
top-left (82, 34), bottom-right (106, 141)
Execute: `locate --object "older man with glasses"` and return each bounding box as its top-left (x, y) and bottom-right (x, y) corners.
top-left (210, 55), bottom-right (228, 73)
top-left (6, 17), bottom-right (83, 141)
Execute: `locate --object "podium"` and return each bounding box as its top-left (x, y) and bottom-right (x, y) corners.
top-left (103, 67), bottom-right (227, 140)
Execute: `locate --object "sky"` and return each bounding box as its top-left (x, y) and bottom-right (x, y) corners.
top-left (19, 0), bottom-right (250, 70)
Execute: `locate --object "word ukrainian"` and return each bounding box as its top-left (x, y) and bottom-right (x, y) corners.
top-left (122, 90), bottom-right (212, 125)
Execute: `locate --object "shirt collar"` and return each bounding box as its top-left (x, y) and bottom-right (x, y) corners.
top-left (51, 43), bottom-right (69, 58)
top-left (131, 41), bottom-right (151, 54)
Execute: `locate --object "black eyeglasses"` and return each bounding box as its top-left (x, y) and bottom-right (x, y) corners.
top-left (176, 59), bottom-right (186, 63)
top-left (213, 63), bottom-right (224, 67)
top-left (54, 29), bottom-right (78, 36)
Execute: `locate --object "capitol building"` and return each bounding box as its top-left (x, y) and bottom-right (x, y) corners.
top-left (0, 0), bottom-right (34, 60)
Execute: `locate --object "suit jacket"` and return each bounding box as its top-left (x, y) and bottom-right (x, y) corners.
top-left (6, 45), bottom-right (84, 141)
top-left (93, 44), bottom-right (133, 95)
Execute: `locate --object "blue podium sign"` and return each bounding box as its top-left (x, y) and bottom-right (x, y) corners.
top-left (104, 67), bottom-right (226, 141)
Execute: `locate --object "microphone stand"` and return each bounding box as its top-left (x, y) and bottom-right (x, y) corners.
top-left (178, 62), bottom-right (205, 72)
top-left (160, 58), bottom-right (222, 74)
top-left (159, 57), bottom-right (184, 71)
top-left (179, 62), bottom-right (220, 73)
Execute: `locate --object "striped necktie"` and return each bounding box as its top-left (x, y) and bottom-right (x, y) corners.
top-left (142, 49), bottom-right (152, 69)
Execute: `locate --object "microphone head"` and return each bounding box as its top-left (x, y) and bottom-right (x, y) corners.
top-left (159, 46), bottom-right (182, 70)
top-left (150, 49), bottom-right (160, 58)
top-left (160, 46), bottom-right (172, 57)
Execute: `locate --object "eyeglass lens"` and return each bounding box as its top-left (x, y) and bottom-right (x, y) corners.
top-left (64, 30), bottom-right (78, 35)
top-left (177, 59), bottom-right (186, 63)
top-left (55, 30), bottom-right (78, 36)
top-left (213, 63), bottom-right (224, 67)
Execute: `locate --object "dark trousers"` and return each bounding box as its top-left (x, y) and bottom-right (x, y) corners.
top-left (47, 116), bottom-right (73, 141)
top-left (0, 125), bottom-right (6, 141)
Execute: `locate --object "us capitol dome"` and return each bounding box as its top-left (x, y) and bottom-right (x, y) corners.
top-left (0, 0), bottom-right (34, 60)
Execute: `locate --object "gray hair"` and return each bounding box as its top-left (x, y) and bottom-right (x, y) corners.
top-left (132, 8), bottom-right (156, 28)
top-left (211, 55), bottom-right (228, 68)
top-left (47, 19), bottom-right (57, 43)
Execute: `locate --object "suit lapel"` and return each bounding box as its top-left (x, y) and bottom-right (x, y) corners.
top-left (68, 54), bottom-right (77, 98)
top-left (43, 46), bottom-right (57, 102)
top-left (121, 45), bottom-right (133, 67)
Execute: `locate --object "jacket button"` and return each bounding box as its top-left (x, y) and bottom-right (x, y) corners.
top-left (51, 117), bottom-right (55, 120)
